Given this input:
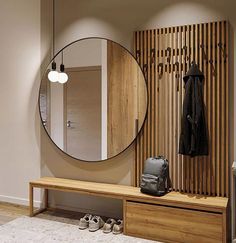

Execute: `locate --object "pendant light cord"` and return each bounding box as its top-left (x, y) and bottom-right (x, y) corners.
top-left (52, 0), bottom-right (55, 60)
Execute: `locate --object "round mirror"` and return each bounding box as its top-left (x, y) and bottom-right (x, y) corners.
top-left (39, 38), bottom-right (147, 161)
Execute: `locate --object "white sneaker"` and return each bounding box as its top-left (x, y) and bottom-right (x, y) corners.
top-left (89, 216), bottom-right (105, 232)
top-left (112, 219), bottom-right (123, 234)
top-left (79, 214), bottom-right (93, 230)
top-left (103, 218), bottom-right (117, 233)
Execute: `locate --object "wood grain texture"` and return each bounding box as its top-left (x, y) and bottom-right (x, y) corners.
top-left (0, 202), bottom-right (88, 226)
top-left (30, 177), bottom-right (228, 212)
top-left (134, 20), bottom-right (229, 197)
top-left (125, 201), bottom-right (223, 243)
top-left (107, 40), bottom-right (147, 158)
top-left (0, 202), bottom-right (28, 225)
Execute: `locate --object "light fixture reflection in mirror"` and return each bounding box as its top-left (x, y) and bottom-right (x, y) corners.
top-left (39, 38), bottom-right (148, 162)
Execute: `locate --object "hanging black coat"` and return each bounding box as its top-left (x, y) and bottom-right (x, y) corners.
top-left (179, 63), bottom-right (208, 157)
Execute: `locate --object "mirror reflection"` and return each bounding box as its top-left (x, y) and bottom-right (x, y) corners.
top-left (39, 38), bottom-right (147, 161)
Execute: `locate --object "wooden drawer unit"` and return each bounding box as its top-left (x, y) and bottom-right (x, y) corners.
top-left (125, 201), bottom-right (224, 243)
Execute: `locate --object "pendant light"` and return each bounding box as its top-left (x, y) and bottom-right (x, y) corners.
top-left (58, 51), bottom-right (68, 84)
top-left (48, 0), bottom-right (58, 82)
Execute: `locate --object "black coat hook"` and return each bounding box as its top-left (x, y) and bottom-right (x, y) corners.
top-left (143, 64), bottom-right (148, 79)
top-left (174, 61), bottom-right (180, 91)
top-left (218, 42), bottom-right (227, 59)
top-left (199, 44), bottom-right (208, 61)
top-left (157, 63), bottom-right (163, 79)
top-left (209, 60), bottom-right (217, 76)
top-left (183, 45), bottom-right (191, 62)
top-left (166, 47), bottom-right (171, 63)
top-left (174, 61), bottom-right (179, 71)
top-left (136, 50), bottom-right (141, 62)
top-left (151, 48), bottom-right (155, 64)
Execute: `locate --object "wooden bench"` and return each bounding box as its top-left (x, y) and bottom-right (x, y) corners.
top-left (29, 177), bottom-right (228, 243)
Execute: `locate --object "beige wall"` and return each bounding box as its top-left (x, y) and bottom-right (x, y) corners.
top-left (0, 0), bottom-right (41, 205)
top-left (0, 0), bottom-right (235, 230)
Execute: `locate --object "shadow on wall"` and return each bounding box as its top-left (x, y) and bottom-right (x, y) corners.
top-left (40, 126), bottom-right (134, 185)
top-left (54, 0), bottom-right (226, 49)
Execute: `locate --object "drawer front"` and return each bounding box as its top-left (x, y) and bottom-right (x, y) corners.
top-left (125, 201), bottom-right (223, 243)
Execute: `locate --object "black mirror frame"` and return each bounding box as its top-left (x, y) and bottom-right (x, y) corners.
top-left (38, 37), bottom-right (149, 162)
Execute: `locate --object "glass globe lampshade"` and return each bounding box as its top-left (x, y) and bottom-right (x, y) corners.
top-left (48, 70), bottom-right (59, 82)
top-left (58, 72), bottom-right (68, 84)
top-left (48, 61), bottom-right (58, 82)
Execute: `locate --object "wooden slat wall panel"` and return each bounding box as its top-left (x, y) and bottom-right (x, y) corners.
top-left (134, 20), bottom-right (229, 197)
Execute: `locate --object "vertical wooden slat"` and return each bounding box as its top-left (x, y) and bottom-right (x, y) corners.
top-left (201, 23), bottom-right (206, 196)
top-left (182, 26), bottom-right (187, 193)
top-left (201, 23), bottom-right (207, 196)
top-left (199, 23), bottom-right (203, 195)
top-left (151, 30), bottom-right (155, 157)
top-left (138, 31), bottom-right (142, 186)
top-left (216, 21), bottom-right (221, 197)
top-left (221, 22), bottom-right (225, 197)
top-left (195, 24), bottom-right (199, 194)
top-left (173, 26), bottom-right (178, 190)
top-left (134, 32), bottom-right (138, 186)
top-left (159, 28), bottom-right (165, 156)
top-left (212, 23), bottom-right (217, 196)
top-left (142, 30), bottom-right (146, 173)
top-left (168, 27), bottom-right (174, 189)
top-left (203, 23), bottom-right (208, 195)
top-left (140, 31), bottom-right (145, 175)
top-left (147, 30), bottom-right (151, 158)
top-left (225, 21), bottom-right (229, 197)
top-left (177, 26), bottom-right (182, 191)
top-left (164, 28), bottom-right (168, 162)
top-left (137, 31), bottom-right (143, 185)
top-left (190, 24), bottom-right (194, 194)
top-left (136, 31), bottom-right (140, 182)
top-left (185, 24), bottom-right (190, 193)
top-left (205, 24), bottom-right (211, 195)
top-left (155, 30), bottom-right (159, 156)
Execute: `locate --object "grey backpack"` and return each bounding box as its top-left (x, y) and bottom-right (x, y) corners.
top-left (140, 156), bottom-right (171, 196)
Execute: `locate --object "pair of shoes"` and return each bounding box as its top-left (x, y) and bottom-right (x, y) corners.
top-left (79, 214), bottom-right (105, 232)
top-left (103, 218), bottom-right (123, 234)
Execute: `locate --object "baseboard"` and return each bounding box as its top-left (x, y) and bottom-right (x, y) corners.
top-left (51, 203), bottom-right (122, 219)
top-left (0, 194), bottom-right (41, 208)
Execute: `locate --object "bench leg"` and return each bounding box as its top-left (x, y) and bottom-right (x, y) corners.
top-left (29, 185), bottom-right (48, 217)
top-left (44, 189), bottom-right (48, 208)
top-left (29, 184), bottom-right (34, 217)
top-left (123, 199), bottom-right (127, 235)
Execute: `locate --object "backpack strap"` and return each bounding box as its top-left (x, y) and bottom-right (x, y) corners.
top-left (166, 162), bottom-right (172, 192)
